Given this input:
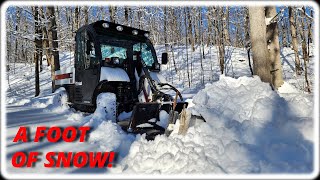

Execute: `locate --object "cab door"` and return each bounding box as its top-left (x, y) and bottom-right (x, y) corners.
top-left (74, 30), bottom-right (99, 104)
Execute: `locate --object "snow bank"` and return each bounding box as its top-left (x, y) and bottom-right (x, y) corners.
top-left (116, 75), bottom-right (313, 174)
top-left (5, 48), bottom-right (315, 174)
top-left (7, 87), bottom-right (70, 113)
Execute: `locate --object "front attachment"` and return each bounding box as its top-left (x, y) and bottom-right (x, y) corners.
top-left (127, 103), bottom-right (165, 140)
top-left (126, 102), bottom-right (190, 140)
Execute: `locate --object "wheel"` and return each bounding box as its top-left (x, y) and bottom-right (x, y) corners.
top-left (95, 92), bottom-right (117, 122)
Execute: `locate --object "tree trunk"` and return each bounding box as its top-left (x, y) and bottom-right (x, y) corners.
top-left (74, 6), bottom-right (79, 30)
top-left (40, 7), bottom-right (50, 67)
top-left (248, 7), bottom-right (271, 84)
top-left (223, 7), bottom-right (230, 45)
top-left (244, 7), bottom-right (253, 75)
top-left (215, 7), bottom-right (225, 74)
top-left (289, 7), bottom-right (302, 75)
top-left (47, 6), bottom-right (60, 92)
top-left (244, 7), bottom-right (250, 45)
top-left (14, 8), bottom-right (21, 74)
top-left (83, 6), bottom-right (89, 25)
top-left (307, 8), bottom-right (313, 57)
top-left (125, 7), bottom-right (130, 26)
top-left (265, 6), bottom-right (284, 89)
top-left (138, 7), bottom-right (144, 29)
top-left (99, 7), bottom-right (104, 20)
top-left (164, 6), bottom-right (169, 53)
top-left (33, 6), bottom-right (41, 96)
top-left (199, 8), bottom-right (204, 83)
top-left (193, 7), bottom-right (199, 45)
top-left (66, 7), bottom-right (72, 51)
top-left (298, 8), bottom-right (311, 93)
top-left (281, 19), bottom-right (288, 47)
top-left (206, 7), bottom-right (213, 47)
top-left (187, 8), bottom-right (195, 52)
top-left (235, 21), bottom-right (241, 47)
top-left (184, 8), bottom-right (191, 87)
top-left (109, 6), bottom-right (116, 23)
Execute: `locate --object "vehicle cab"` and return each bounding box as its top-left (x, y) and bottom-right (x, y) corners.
top-left (55, 20), bottom-right (168, 114)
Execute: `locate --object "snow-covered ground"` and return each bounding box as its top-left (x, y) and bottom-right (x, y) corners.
top-left (4, 45), bottom-right (316, 174)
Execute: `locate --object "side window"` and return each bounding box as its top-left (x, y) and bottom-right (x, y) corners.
top-left (80, 31), bottom-right (86, 70)
top-left (101, 45), bottom-right (127, 59)
top-left (75, 33), bottom-right (83, 70)
top-left (133, 43), bottom-right (154, 66)
top-left (83, 32), bottom-right (90, 69)
top-left (84, 32), bottom-right (96, 69)
top-left (141, 43), bottom-right (154, 66)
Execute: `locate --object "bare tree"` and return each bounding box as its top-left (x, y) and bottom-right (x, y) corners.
top-left (40, 7), bottom-right (50, 67)
top-left (244, 7), bottom-right (254, 75)
top-left (184, 7), bottom-right (191, 87)
top-left (74, 6), bottom-right (80, 30)
top-left (83, 6), bottom-right (89, 25)
top-left (206, 7), bottom-right (213, 46)
top-left (265, 6), bottom-right (284, 89)
top-left (164, 6), bottom-right (169, 53)
top-left (124, 7), bottom-right (130, 26)
top-left (198, 7), bottom-right (205, 83)
top-left (298, 7), bottom-right (311, 93)
top-left (289, 7), bottom-right (302, 75)
top-left (46, 6), bottom-right (60, 92)
top-left (33, 6), bottom-right (41, 96)
top-left (215, 7), bottom-right (225, 74)
top-left (280, 17), bottom-right (288, 47)
top-left (307, 8), bottom-right (313, 57)
top-left (14, 7), bottom-right (21, 74)
top-left (248, 6), bottom-right (271, 84)
top-left (223, 7), bottom-right (230, 45)
top-left (109, 6), bottom-right (116, 23)
top-left (187, 8), bottom-right (195, 52)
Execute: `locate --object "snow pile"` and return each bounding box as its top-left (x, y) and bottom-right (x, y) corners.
top-left (278, 81), bottom-right (300, 94)
top-left (7, 87), bottom-right (70, 113)
top-left (81, 93), bottom-right (136, 159)
top-left (44, 87), bottom-right (69, 112)
top-left (85, 93), bottom-right (117, 128)
top-left (5, 47), bottom-right (315, 174)
top-left (115, 75), bottom-right (313, 174)
top-left (89, 120), bottom-right (135, 157)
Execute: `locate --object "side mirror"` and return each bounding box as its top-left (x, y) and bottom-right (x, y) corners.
top-left (161, 52), bottom-right (168, 65)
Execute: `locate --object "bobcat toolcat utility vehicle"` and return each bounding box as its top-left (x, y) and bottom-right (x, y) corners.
top-left (54, 20), bottom-right (188, 139)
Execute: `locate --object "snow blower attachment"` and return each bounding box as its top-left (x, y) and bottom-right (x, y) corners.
top-left (126, 58), bottom-right (188, 140)
top-left (54, 20), bottom-right (189, 140)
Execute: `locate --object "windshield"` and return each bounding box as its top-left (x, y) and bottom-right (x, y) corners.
top-left (101, 44), bottom-right (127, 59)
top-left (133, 43), bottom-right (156, 67)
top-left (99, 38), bottom-right (157, 67)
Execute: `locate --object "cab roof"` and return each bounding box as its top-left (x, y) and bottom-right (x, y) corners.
top-left (77, 20), bottom-right (151, 41)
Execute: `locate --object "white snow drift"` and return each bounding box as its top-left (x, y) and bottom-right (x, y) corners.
top-left (111, 75), bottom-right (313, 174)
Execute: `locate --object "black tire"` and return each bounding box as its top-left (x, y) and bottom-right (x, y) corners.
top-left (92, 82), bottom-right (117, 109)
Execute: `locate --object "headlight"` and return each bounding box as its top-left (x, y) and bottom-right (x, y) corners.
top-left (116, 26), bottom-right (123, 31)
top-left (132, 30), bottom-right (138, 35)
top-left (144, 33), bottom-right (149, 38)
top-left (102, 23), bottom-right (109, 28)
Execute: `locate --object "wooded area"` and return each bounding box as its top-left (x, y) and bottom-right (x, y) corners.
top-left (5, 6), bottom-right (314, 95)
